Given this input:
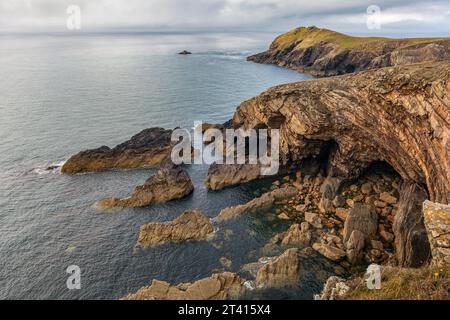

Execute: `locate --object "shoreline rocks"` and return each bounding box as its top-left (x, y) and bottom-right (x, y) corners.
top-left (96, 162), bottom-right (193, 208)
top-left (205, 163), bottom-right (262, 191)
top-left (137, 209), bottom-right (214, 248)
top-left (122, 272), bottom-right (245, 300)
top-left (62, 127), bottom-right (173, 174)
top-left (216, 186), bottom-right (298, 221)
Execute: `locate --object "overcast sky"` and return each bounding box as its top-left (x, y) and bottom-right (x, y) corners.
top-left (1, 0), bottom-right (450, 36)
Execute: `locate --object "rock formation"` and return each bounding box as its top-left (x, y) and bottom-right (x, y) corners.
top-left (62, 127), bottom-right (173, 174)
top-left (205, 163), bottom-right (262, 190)
top-left (232, 60), bottom-right (450, 206)
top-left (122, 272), bottom-right (245, 300)
top-left (248, 26), bottom-right (450, 76)
top-left (137, 209), bottom-right (214, 248)
top-left (96, 161), bottom-right (193, 208)
top-left (215, 186), bottom-right (298, 221)
top-left (423, 201), bottom-right (450, 267)
top-left (254, 248), bottom-right (301, 288)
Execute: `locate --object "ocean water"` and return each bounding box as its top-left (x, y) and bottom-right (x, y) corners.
top-left (0, 32), bottom-right (337, 300)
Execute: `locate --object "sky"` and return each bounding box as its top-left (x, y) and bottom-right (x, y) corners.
top-left (1, 0), bottom-right (450, 36)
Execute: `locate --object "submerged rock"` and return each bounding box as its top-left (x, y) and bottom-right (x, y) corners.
top-left (122, 272), bottom-right (245, 300)
top-left (137, 209), bottom-right (214, 248)
top-left (96, 161), bottom-right (193, 208)
top-left (62, 127), bottom-right (173, 174)
top-left (178, 50), bottom-right (192, 55)
top-left (216, 186), bottom-right (298, 221)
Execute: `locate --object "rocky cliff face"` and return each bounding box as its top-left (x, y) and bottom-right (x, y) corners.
top-left (232, 60), bottom-right (450, 205)
top-left (248, 26), bottom-right (450, 76)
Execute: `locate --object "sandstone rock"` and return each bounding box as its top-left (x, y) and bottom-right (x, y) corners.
top-left (371, 240), bottom-right (384, 251)
top-left (137, 209), bottom-right (214, 248)
top-left (346, 230), bottom-right (366, 265)
top-left (361, 182), bottom-right (373, 195)
top-left (277, 212), bottom-right (290, 220)
top-left (216, 186), bottom-right (298, 221)
top-left (280, 223), bottom-right (312, 247)
top-left (346, 199), bottom-right (355, 208)
top-left (305, 212), bottom-right (322, 229)
top-left (62, 128), bottom-right (173, 174)
top-left (255, 248), bottom-right (300, 288)
top-left (232, 61), bottom-right (450, 205)
top-left (96, 162), bottom-right (193, 208)
top-left (423, 201), bottom-right (450, 267)
top-left (248, 26), bottom-right (450, 77)
top-left (205, 163), bottom-right (261, 190)
top-left (374, 200), bottom-right (387, 208)
top-left (335, 208), bottom-right (349, 221)
top-left (343, 204), bottom-right (378, 244)
top-left (122, 272), bottom-right (245, 300)
top-left (379, 192), bottom-right (397, 205)
top-left (379, 229), bottom-right (394, 243)
top-left (312, 243), bottom-right (346, 262)
top-left (393, 182), bottom-right (431, 267)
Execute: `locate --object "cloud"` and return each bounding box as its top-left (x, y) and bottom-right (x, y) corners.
top-left (0, 0), bottom-right (449, 36)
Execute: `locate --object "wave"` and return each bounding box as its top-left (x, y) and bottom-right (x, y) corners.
top-left (32, 160), bottom-right (66, 175)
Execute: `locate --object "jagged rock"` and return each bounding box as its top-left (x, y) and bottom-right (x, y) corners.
top-left (335, 208), bottom-right (349, 221)
top-left (216, 186), bottom-right (298, 221)
top-left (312, 243), bottom-right (346, 262)
top-left (122, 272), bottom-right (245, 300)
top-left (248, 26), bottom-right (450, 76)
top-left (345, 230), bottom-right (366, 265)
top-left (305, 212), bottom-right (322, 229)
top-left (314, 276), bottom-right (350, 300)
top-left (343, 204), bottom-right (378, 244)
top-left (205, 163), bottom-right (262, 190)
top-left (232, 61), bottom-right (450, 205)
top-left (393, 182), bottom-right (431, 267)
top-left (96, 162), bottom-right (193, 208)
top-left (62, 128), bottom-right (173, 174)
top-left (219, 257), bottom-right (233, 269)
top-left (137, 209), bottom-right (214, 248)
top-left (255, 248), bottom-right (301, 288)
top-left (280, 223), bottom-right (312, 247)
top-left (423, 201), bottom-right (450, 267)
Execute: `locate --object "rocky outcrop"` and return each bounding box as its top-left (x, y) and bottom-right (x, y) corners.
top-left (62, 127), bottom-right (173, 174)
top-left (254, 248), bottom-right (301, 288)
top-left (215, 186), bottom-right (298, 221)
top-left (248, 26), bottom-right (450, 76)
top-left (205, 163), bottom-right (262, 190)
top-left (96, 161), bottom-right (193, 208)
top-left (393, 182), bottom-right (431, 267)
top-left (314, 276), bottom-right (350, 300)
top-left (232, 60), bottom-right (450, 205)
top-left (423, 201), bottom-right (450, 267)
top-left (137, 209), bottom-right (214, 248)
top-left (122, 272), bottom-right (245, 300)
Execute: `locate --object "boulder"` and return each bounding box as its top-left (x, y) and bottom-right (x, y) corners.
top-left (137, 209), bottom-right (214, 248)
top-left (312, 243), bottom-right (346, 262)
top-left (343, 204), bottom-right (378, 244)
top-left (393, 182), bottom-right (431, 267)
top-left (205, 163), bottom-right (262, 190)
top-left (345, 230), bottom-right (366, 265)
top-left (280, 223), bottom-right (312, 247)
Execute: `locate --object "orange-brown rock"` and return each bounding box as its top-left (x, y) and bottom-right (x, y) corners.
top-left (122, 272), bottom-right (245, 300)
top-left (137, 209), bottom-right (214, 248)
top-left (62, 127), bottom-right (173, 174)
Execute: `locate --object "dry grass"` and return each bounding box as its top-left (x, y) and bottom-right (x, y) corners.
top-left (344, 266), bottom-right (450, 300)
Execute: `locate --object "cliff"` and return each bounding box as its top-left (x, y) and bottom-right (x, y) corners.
top-left (248, 26), bottom-right (450, 76)
top-left (232, 60), bottom-right (450, 205)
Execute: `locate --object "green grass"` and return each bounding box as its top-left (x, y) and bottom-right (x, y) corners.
top-left (343, 266), bottom-right (450, 300)
top-left (272, 26), bottom-right (449, 52)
